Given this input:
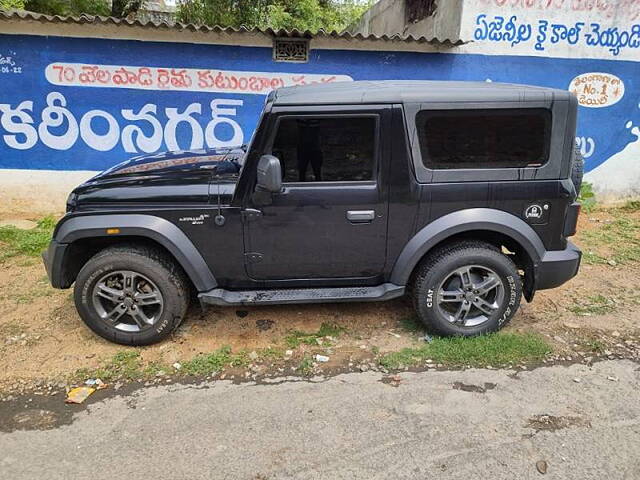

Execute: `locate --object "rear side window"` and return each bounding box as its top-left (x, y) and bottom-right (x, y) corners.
top-left (416, 109), bottom-right (551, 170)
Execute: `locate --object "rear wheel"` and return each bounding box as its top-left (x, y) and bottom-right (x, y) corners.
top-left (74, 245), bottom-right (190, 346)
top-left (412, 242), bottom-right (522, 336)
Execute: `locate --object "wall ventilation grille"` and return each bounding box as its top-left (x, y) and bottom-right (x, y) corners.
top-left (273, 38), bottom-right (309, 63)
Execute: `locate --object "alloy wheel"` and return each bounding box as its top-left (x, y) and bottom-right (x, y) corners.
top-left (435, 265), bottom-right (505, 327)
top-left (91, 270), bottom-right (164, 333)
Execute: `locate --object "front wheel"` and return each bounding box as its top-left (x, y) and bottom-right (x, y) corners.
top-left (74, 245), bottom-right (190, 346)
top-left (412, 242), bottom-right (522, 336)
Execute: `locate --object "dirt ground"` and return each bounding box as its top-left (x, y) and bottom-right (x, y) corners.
top-left (0, 206), bottom-right (639, 392)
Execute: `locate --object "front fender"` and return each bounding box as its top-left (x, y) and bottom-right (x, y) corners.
top-left (54, 214), bottom-right (217, 291)
top-left (389, 208), bottom-right (546, 286)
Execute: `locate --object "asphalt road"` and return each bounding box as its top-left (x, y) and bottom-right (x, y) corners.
top-left (1, 360), bottom-right (639, 480)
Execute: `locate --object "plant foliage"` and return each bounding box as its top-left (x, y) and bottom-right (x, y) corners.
top-left (578, 181), bottom-right (596, 213)
top-left (0, 217), bottom-right (56, 260)
top-left (177, 0), bottom-right (373, 32)
top-left (378, 333), bottom-right (552, 369)
top-left (0, 0), bottom-right (25, 9)
top-left (19, 0), bottom-right (144, 17)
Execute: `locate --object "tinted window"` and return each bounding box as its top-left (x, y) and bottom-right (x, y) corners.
top-left (272, 116), bottom-right (376, 182)
top-left (416, 109), bottom-right (551, 169)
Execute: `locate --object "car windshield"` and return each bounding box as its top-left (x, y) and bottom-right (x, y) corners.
top-left (241, 105), bottom-right (268, 172)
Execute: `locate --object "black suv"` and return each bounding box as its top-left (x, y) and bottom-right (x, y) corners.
top-left (43, 81), bottom-right (582, 345)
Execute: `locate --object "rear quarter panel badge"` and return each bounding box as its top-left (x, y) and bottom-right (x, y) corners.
top-left (524, 203), bottom-right (549, 224)
top-left (525, 204), bottom-right (544, 219)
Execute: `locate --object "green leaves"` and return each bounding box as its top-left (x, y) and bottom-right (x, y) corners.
top-left (177, 0), bottom-right (373, 33)
top-left (578, 181), bottom-right (597, 213)
top-left (20, 0), bottom-right (139, 17)
top-left (0, 0), bottom-right (26, 10)
top-left (14, 0), bottom-right (371, 32)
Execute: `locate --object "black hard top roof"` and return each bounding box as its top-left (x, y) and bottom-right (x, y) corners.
top-left (271, 80), bottom-right (571, 105)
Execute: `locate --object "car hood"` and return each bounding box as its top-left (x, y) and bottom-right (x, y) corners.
top-left (72, 147), bottom-right (245, 207)
top-left (94, 146), bottom-right (245, 180)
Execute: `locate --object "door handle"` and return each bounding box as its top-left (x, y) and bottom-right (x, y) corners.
top-left (346, 210), bottom-right (375, 223)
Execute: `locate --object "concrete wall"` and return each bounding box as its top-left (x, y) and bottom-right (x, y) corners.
top-left (352, 0), bottom-right (464, 42)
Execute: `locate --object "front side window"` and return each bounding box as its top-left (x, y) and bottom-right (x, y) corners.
top-left (271, 116), bottom-right (376, 182)
top-left (416, 109), bottom-right (551, 170)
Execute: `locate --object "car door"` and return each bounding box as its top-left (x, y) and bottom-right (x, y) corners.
top-left (243, 106), bottom-right (391, 282)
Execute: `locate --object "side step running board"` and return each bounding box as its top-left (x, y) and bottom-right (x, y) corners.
top-left (198, 283), bottom-right (405, 307)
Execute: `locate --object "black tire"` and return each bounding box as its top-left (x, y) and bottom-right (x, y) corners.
top-left (571, 148), bottom-right (584, 195)
top-left (74, 245), bottom-right (190, 346)
top-left (412, 241), bottom-right (522, 337)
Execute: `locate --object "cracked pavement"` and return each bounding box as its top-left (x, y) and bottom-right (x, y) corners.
top-left (1, 360), bottom-right (639, 479)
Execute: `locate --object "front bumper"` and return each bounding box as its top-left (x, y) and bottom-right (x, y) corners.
top-left (42, 240), bottom-right (70, 289)
top-left (535, 241), bottom-right (582, 290)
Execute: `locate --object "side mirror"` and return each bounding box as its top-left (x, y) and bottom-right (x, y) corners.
top-left (255, 155), bottom-right (282, 193)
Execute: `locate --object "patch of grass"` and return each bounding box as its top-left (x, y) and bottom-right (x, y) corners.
top-left (180, 346), bottom-right (234, 375)
top-left (578, 182), bottom-right (597, 213)
top-left (580, 209), bottom-right (640, 265)
top-left (398, 315), bottom-right (423, 333)
top-left (75, 350), bottom-right (143, 382)
top-left (317, 322), bottom-right (345, 337)
top-left (582, 339), bottom-right (606, 353)
top-left (143, 361), bottom-right (171, 377)
top-left (296, 355), bottom-right (314, 376)
top-left (230, 350), bottom-right (251, 368)
top-left (378, 333), bottom-right (552, 370)
top-left (620, 199), bottom-right (640, 212)
top-left (581, 250), bottom-right (607, 265)
top-left (0, 216), bottom-right (56, 260)
top-left (569, 294), bottom-right (616, 316)
top-left (179, 345), bottom-right (277, 375)
top-left (285, 322), bottom-right (345, 349)
top-left (73, 345), bottom-right (288, 383)
top-left (260, 346), bottom-right (284, 361)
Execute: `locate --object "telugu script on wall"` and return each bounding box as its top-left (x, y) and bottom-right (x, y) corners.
top-left (0, 93), bottom-right (246, 153)
top-left (45, 63), bottom-right (353, 94)
top-left (462, 1), bottom-right (640, 61)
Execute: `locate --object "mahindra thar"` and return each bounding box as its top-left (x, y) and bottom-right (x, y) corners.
top-left (43, 81), bottom-right (583, 345)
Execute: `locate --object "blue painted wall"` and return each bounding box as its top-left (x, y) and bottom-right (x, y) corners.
top-left (0, 34), bottom-right (637, 174)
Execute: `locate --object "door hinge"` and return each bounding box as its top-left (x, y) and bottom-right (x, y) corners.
top-left (244, 252), bottom-right (263, 264)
